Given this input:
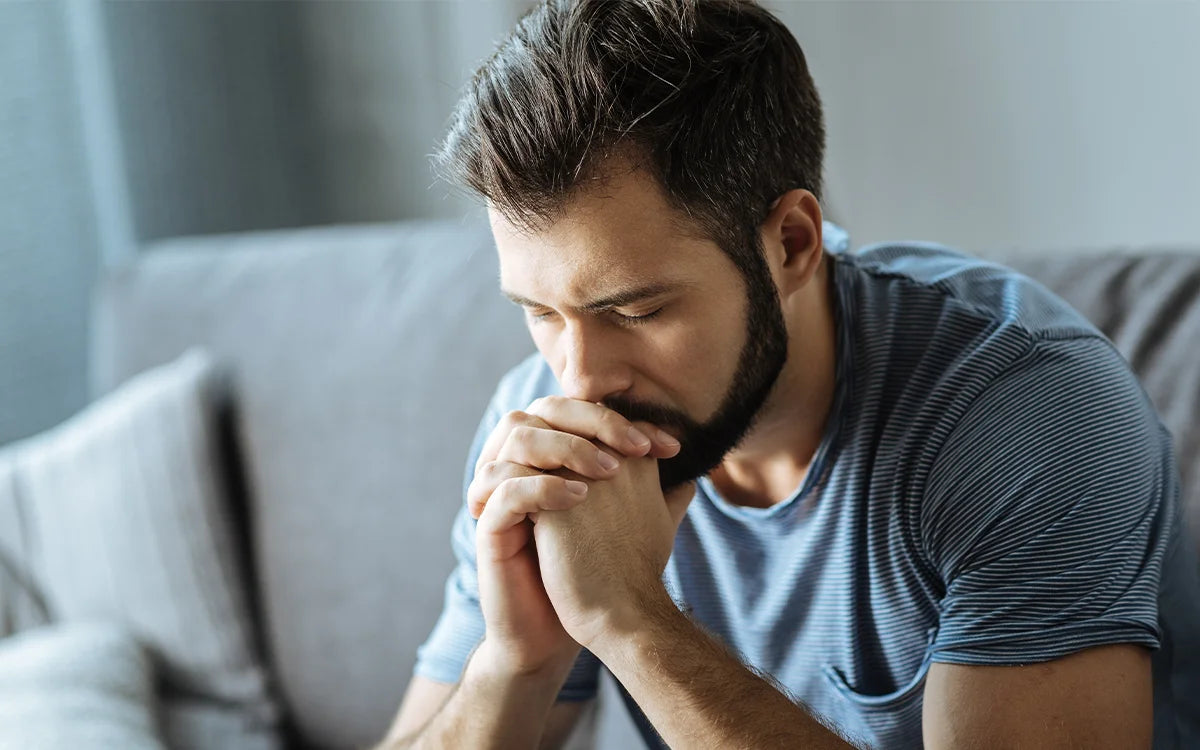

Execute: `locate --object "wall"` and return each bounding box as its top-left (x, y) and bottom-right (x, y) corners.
top-left (0, 1), bottom-right (99, 445)
top-left (290, 0), bottom-right (1200, 250)
top-left (3, 0), bottom-right (1198, 445)
top-left (294, 1), bottom-right (527, 223)
top-left (1, 0), bottom-right (322, 445)
top-left (776, 1), bottom-right (1200, 251)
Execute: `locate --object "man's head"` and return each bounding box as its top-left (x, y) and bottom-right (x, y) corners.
top-left (439, 0), bottom-right (828, 490)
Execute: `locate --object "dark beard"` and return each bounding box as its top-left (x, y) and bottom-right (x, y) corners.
top-left (603, 248), bottom-right (789, 492)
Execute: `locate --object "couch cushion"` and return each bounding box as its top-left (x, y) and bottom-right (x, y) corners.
top-left (91, 219), bottom-right (535, 748)
top-left (0, 349), bottom-right (280, 749)
top-left (985, 249), bottom-right (1200, 551)
top-left (0, 621), bottom-right (165, 750)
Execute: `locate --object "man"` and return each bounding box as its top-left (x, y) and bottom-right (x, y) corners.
top-left (377, 1), bottom-right (1200, 747)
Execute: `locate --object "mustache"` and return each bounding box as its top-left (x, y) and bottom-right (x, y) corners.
top-left (600, 395), bottom-right (700, 434)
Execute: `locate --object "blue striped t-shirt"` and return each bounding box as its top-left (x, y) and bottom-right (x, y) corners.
top-left (415, 224), bottom-right (1200, 748)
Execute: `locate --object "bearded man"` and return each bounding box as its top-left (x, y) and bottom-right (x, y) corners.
top-left (375, 1), bottom-right (1200, 747)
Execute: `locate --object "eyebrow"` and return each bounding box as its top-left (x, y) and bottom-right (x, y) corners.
top-left (501, 281), bottom-right (686, 312)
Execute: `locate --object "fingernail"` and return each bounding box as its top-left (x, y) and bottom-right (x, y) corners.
top-left (657, 429), bottom-right (680, 447)
top-left (627, 427), bottom-right (652, 449)
top-left (566, 480), bottom-right (588, 496)
top-left (597, 451), bottom-right (620, 472)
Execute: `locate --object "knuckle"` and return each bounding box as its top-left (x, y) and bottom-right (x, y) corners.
top-left (509, 425), bottom-right (536, 448)
top-left (496, 429), bottom-right (524, 459)
top-left (478, 460), bottom-right (503, 481)
top-left (490, 476), bottom-right (520, 506)
top-left (467, 473), bottom-right (484, 498)
top-left (467, 498), bottom-right (486, 519)
top-left (569, 433), bottom-right (597, 455)
top-left (600, 407), bottom-right (627, 430)
top-left (501, 410), bottom-right (531, 429)
top-left (467, 474), bottom-right (486, 499)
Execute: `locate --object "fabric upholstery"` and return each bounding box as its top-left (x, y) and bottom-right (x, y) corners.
top-left (0, 621), bottom-right (166, 750)
top-left (0, 349), bottom-right (279, 749)
top-left (90, 220), bottom-right (537, 748)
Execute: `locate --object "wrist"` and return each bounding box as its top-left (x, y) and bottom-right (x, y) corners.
top-left (586, 583), bottom-right (682, 662)
top-left (410, 639), bottom-right (580, 750)
top-left (469, 638), bottom-right (580, 685)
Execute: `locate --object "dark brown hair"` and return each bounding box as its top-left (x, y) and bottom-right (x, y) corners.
top-left (436, 0), bottom-right (825, 276)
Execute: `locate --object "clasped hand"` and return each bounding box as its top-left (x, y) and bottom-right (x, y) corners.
top-left (467, 396), bottom-right (695, 670)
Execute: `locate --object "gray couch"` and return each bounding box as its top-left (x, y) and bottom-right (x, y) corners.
top-left (81, 219), bottom-right (1200, 748)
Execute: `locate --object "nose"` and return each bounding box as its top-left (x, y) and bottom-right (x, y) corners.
top-left (556, 320), bottom-right (631, 403)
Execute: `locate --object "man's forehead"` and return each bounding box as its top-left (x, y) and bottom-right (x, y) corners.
top-left (487, 198), bottom-right (712, 248)
top-left (493, 216), bottom-right (676, 282)
top-left (495, 226), bottom-right (690, 308)
top-left (487, 183), bottom-right (732, 309)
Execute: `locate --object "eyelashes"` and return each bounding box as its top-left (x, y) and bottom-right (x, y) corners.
top-left (527, 307), bottom-right (665, 326)
top-left (616, 308), bottom-right (664, 325)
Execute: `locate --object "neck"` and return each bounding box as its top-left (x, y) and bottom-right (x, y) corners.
top-left (709, 255), bottom-right (839, 508)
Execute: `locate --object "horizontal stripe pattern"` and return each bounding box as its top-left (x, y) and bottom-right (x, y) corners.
top-left (416, 234), bottom-right (1200, 748)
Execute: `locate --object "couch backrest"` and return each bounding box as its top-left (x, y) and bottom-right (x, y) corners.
top-left (91, 220), bottom-right (1200, 748)
top-left (91, 219), bottom-right (535, 748)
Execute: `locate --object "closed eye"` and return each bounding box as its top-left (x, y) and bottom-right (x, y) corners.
top-left (523, 305), bottom-right (666, 325)
top-left (612, 307), bottom-right (663, 325)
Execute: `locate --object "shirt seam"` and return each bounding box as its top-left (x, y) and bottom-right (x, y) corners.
top-left (837, 250), bottom-right (1105, 345)
top-left (913, 333), bottom-right (1125, 582)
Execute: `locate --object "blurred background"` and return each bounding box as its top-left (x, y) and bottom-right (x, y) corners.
top-left (2, 0), bottom-right (1198, 447)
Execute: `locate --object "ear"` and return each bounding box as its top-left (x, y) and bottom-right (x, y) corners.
top-left (760, 189), bottom-right (824, 296)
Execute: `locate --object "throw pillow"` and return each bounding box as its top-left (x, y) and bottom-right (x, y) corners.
top-left (0, 348), bottom-right (280, 748)
top-left (0, 621), bottom-right (166, 750)
top-left (0, 453), bottom-right (50, 637)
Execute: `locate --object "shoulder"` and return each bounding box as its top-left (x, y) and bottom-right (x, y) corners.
top-left (921, 334), bottom-right (1173, 573)
top-left (837, 241), bottom-right (1100, 342)
top-left (928, 332), bottom-right (1167, 487)
top-left (945, 333), bottom-right (1161, 453)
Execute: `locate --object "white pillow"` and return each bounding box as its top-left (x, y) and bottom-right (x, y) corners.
top-left (0, 621), bottom-right (166, 750)
top-left (0, 349), bottom-right (280, 748)
top-left (0, 453), bottom-right (50, 637)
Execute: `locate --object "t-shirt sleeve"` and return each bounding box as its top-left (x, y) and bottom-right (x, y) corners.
top-left (412, 391), bottom-right (601, 701)
top-left (921, 336), bottom-right (1177, 665)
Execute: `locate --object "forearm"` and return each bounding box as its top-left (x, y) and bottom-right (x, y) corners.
top-left (591, 590), bottom-right (857, 749)
top-left (381, 641), bottom-right (573, 750)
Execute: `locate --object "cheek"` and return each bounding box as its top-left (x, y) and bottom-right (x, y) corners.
top-left (653, 320), bottom-right (717, 368)
top-left (641, 318), bottom-right (742, 414)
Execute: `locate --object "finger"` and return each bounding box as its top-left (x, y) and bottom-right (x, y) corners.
top-left (526, 396), bottom-right (673, 456)
top-left (476, 410), bottom-right (552, 475)
top-left (629, 420), bottom-right (682, 459)
top-left (468, 460), bottom-right (542, 519)
top-left (476, 475), bottom-right (589, 537)
top-left (497, 424), bottom-right (622, 479)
